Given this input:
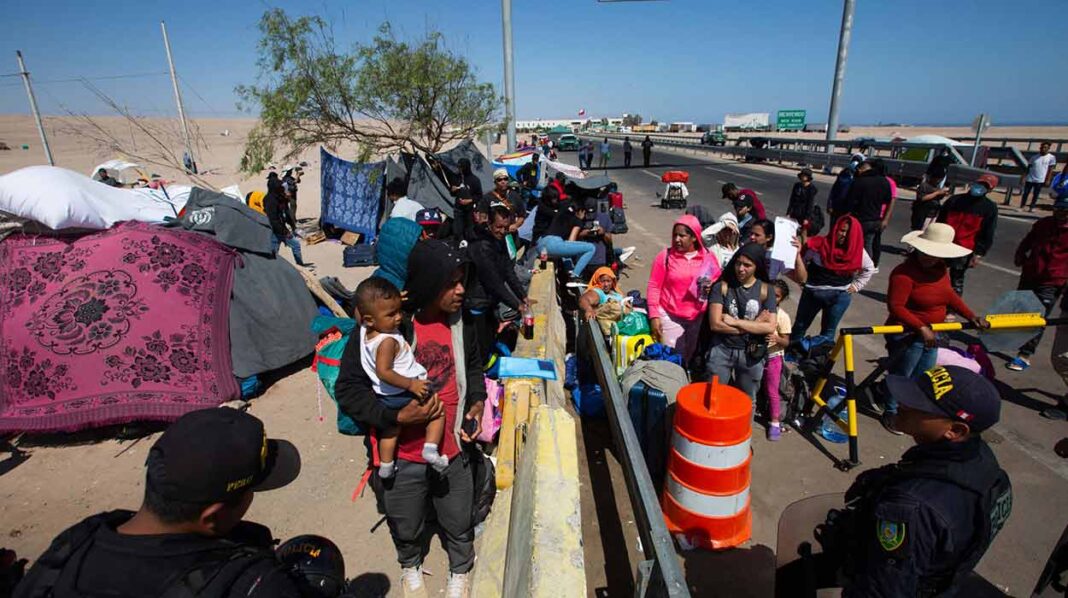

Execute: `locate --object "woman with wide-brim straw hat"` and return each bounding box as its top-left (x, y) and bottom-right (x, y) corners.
top-left (878, 223), bottom-right (991, 434)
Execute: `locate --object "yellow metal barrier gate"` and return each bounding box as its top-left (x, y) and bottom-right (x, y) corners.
top-left (810, 313), bottom-right (1061, 470)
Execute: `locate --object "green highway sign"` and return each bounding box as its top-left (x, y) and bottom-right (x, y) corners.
top-left (777, 110), bottom-right (806, 131)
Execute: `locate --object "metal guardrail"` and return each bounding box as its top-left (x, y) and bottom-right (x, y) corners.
top-left (581, 133), bottom-right (1026, 192)
top-left (577, 318), bottom-right (690, 598)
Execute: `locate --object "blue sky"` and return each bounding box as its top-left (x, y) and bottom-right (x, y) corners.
top-left (2, 0), bottom-right (1065, 125)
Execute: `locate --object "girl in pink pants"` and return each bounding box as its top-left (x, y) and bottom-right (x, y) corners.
top-left (764, 281), bottom-right (792, 441)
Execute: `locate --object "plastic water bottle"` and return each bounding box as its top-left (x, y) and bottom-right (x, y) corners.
top-left (819, 387), bottom-right (849, 444)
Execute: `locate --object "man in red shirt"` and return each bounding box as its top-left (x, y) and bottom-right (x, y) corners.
top-left (335, 240), bottom-right (487, 598)
top-left (937, 174), bottom-right (999, 296)
top-left (1006, 197), bottom-right (1068, 371)
top-left (722, 182), bottom-right (767, 220)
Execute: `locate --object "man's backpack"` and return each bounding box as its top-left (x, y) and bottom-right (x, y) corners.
top-left (311, 315), bottom-right (365, 435)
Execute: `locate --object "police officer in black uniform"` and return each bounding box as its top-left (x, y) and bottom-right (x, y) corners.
top-left (15, 409), bottom-right (309, 598)
top-left (812, 365), bottom-right (1013, 597)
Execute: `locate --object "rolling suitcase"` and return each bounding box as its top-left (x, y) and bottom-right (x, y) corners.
top-left (621, 359), bottom-right (687, 492)
top-left (614, 333), bottom-right (654, 376)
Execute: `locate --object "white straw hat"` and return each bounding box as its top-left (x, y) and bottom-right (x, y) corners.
top-left (900, 223), bottom-right (971, 259)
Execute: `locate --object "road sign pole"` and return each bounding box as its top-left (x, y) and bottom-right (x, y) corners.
top-left (15, 51), bottom-right (54, 166)
top-left (825, 0), bottom-right (856, 165)
top-left (971, 113), bottom-right (987, 167)
top-left (501, 0), bottom-right (517, 152)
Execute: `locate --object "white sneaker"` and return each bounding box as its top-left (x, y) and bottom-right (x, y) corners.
top-left (445, 572), bottom-right (470, 598)
top-left (619, 246), bottom-right (636, 263)
top-left (401, 566), bottom-right (428, 598)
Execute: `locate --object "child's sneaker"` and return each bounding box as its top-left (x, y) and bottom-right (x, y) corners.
top-left (767, 423), bottom-right (782, 441)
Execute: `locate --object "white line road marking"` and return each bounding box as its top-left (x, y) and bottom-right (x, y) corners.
top-left (641, 169), bottom-right (660, 179)
top-left (978, 261), bottom-right (1019, 275)
top-left (704, 166), bottom-right (766, 182)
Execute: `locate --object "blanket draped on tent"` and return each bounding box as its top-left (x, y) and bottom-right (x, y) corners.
top-left (320, 147), bottom-right (384, 240)
top-left (433, 140), bottom-right (494, 193)
top-left (0, 221), bottom-right (239, 433)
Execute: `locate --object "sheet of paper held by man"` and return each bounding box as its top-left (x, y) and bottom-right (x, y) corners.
top-left (771, 217), bottom-right (800, 264)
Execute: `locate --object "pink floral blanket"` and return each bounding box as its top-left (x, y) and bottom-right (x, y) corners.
top-left (0, 221), bottom-right (238, 433)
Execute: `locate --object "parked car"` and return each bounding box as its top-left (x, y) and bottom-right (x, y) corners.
top-left (558, 134), bottom-right (580, 151)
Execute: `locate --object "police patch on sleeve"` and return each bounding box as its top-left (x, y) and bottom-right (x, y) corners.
top-left (877, 520), bottom-right (906, 552)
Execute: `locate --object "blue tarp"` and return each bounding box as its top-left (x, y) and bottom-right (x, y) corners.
top-left (320, 147), bottom-right (384, 241)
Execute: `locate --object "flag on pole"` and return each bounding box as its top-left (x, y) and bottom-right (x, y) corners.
top-left (578, 108), bottom-right (586, 117)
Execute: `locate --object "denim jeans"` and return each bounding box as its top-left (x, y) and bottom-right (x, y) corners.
top-left (791, 287), bottom-right (853, 350)
top-left (883, 333), bottom-right (939, 413)
top-left (1018, 283), bottom-right (1065, 356)
top-left (536, 235), bottom-right (595, 278)
top-left (1022, 181), bottom-right (1045, 208)
top-left (270, 233), bottom-right (304, 265)
top-left (707, 343), bottom-right (765, 401)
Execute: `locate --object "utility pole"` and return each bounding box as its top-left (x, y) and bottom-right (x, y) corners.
top-left (15, 51), bottom-right (54, 166)
top-left (825, 0), bottom-right (855, 166)
top-left (500, 0), bottom-right (517, 152)
top-left (161, 21), bottom-right (195, 172)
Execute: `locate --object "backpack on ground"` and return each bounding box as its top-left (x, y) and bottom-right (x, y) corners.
top-left (310, 315), bottom-right (365, 435)
top-left (342, 243), bottom-right (377, 268)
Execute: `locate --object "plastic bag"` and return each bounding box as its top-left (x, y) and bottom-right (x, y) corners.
top-left (617, 311), bottom-right (651, 336)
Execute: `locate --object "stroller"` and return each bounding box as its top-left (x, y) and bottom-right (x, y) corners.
top-left (658, 171), bottom-right (689, 209)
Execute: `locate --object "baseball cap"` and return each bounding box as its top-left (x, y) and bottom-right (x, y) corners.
top-left (886, 365), bottom-right (1001, 433)
top-left (721, 182), bottom-right (738, 198)
top-left (976, 173), bottom-right (999, 190)
top-left (146, 408), bottom-right (301, 503)
top-left (733, 194), bottom-right (754, 210)
top-left (416, 208), bottom-right (444, 226)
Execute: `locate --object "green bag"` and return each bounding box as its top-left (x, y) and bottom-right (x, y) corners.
top-left (311, 315), bottom-right (364, 435)
top-left (617, 311), bottom-right (651, 336)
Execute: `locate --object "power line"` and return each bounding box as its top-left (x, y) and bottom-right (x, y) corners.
top-left (0, 71), bottom-right (169, 88)
top-left (177, 73), bottom-right (223, 115)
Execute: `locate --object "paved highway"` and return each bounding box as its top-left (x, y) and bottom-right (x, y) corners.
top-left (559, 139), bottom-right (1068, 596)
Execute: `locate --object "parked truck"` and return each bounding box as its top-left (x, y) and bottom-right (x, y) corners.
top-left (724, 112), bottom-right (770, 132)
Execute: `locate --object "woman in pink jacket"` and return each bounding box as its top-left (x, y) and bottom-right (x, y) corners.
top-left (646, 214), bottom-right (721, 362)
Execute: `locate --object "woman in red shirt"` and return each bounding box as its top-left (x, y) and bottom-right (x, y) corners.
top-left (882, 223), bottom-right (989, 431)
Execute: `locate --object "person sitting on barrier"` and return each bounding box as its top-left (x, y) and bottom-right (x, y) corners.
top-left (335, 240), bottom-right (486, 598)
top-left (580, 266), bottom-right (629, 335)
top-left (880, 223), bottom-right (989, 434)
top-left (705, 242), bottom-right (777, 401)
top-left (646, 214), bottom-right (722, 363)
top-left (790, 366), bottom-right (1012, 598)
top-left (1006, 196), bottom-right (1068, 372)
top-left (763, 280), bottom-right (792, 441)
top-left (789, 215), bottom-right (875, 356)
top-left (465, 203), bottom-right (530, 369)
top-left (530, 173), bottom-right (565, 246)
top-left (535, 199), bottom-right (597, 282)
top-left (15, 408), bottom-right (309, 597)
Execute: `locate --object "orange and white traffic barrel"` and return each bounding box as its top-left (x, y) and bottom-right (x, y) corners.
top-left (661, 377), bottom-right (752, 550)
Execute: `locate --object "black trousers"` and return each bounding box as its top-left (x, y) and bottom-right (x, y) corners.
top-left (624, 152), bottom-right (632, 168)
top-left (1018, 283), bottom-right (1065, 356)
top-left (860, 220), bottom-right (883, 267)
top-left (464, 308), bottom-right (498, 370)
top-left (643, 151), bottom-right (651, 167)
top-left (946, 256), bottom-right (971, 297)
top-left (379, 456), bottom-right (475, 574)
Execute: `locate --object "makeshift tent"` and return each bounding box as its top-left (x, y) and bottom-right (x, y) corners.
top-left (545, 159), bottom-right (588, 181)
top-left (320, 147), bottom-right (385, 241)
top-left (433, 139), bottom-right (494, 193)
top-left (406, 156), bottom-right (456, 214)
top-left (168, 188), bottom-right (318, 378)
top-left (0, 166), bottom-right (188, 230)
top-left (91, 160), bottom-right (145, 184)
top-left (0, 221), bottom-right (239, 433)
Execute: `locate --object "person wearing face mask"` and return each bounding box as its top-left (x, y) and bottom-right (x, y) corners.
top-left (936, 174), bottom-right (1000, 297)
top-left (1005, 196), bottom-right (1068, 372)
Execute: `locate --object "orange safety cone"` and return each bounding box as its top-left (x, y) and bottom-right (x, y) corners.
top-left (661, 377), bottom-right (752, 550)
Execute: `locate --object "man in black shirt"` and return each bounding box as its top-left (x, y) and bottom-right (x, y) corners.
top-left (516, 153), bottom-right (540, 192)
top-left (623, 137), bottom-right (633, 168)
top-left (843, 159), bottom-right (893, 267)
top-left (449, 158), bottom-right (483, 242)
top-left (16, 409), bottom-right (307, 598)
top-left (466, 203), bottom-right (530, 367)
